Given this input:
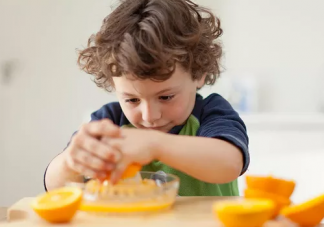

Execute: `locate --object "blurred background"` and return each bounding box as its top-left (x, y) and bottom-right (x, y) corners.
top-left (1, 0), bottom-right (324, 206)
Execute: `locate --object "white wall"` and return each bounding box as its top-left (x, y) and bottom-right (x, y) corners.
top-left (238, 114), bottom-right (324, 204)
top-left (0, 0), bottom-right (118, 206)
top-left (1, 0), bottom-right (324, 207)
top-left (199, 0), bottom-right (324, 113)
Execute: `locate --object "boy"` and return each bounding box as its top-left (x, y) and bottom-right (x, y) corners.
top-left (44, 0), bottom-right (249, 196)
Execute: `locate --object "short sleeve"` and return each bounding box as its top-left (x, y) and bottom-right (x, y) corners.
top-left (90, 102), bottom-right (124, 124)
top-left (196, 94), bottom-right (250, 175)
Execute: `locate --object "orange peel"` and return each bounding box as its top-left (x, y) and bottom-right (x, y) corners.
top-left (280, 194), bottom-right (324, 227)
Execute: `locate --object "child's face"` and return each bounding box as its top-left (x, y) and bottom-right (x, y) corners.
top-left (113, 64), bottom-right (205, 132)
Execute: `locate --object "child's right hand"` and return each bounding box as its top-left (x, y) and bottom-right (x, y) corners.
top-left (63, 119), bottom-right (122, 179)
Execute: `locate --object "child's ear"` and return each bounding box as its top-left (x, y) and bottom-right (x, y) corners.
top-left (197, 73), bottom-right (207, 89)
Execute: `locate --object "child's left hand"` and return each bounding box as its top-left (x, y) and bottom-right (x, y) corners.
top-left (102, 128), bottom-right (165, 183)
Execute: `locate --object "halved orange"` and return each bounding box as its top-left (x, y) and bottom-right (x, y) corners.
top-left (246, 175), bottom-right (296, 198)
top-left (280, 194), bottom-right (324, 227)
top-left (105, 163), bottom-right (142, 180)
top-left (120, 163), bottom-right (142, 179)
top-left (244, 188), bottom-right (291, 216)
top-left (31, 187), bottom-right (82, 223)
top-left (85, 164), bottom-right (142, 194)
top-left (213, 198), bottom-right (275, 227)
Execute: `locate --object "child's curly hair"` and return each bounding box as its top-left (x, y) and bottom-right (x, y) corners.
top-left (77, 0), bottom-right (223, 91)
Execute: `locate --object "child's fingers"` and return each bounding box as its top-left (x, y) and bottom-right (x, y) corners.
top-left (82, 119), bottom-right (121, 138)
top-left (100, 136), bottom-right (110, 144)
top-left (75, 163), bottom-right (105, 179)
top-left (103, 137), bottom-right (123, 150)
top-left (109, 161), bottom-right (128, 184)
top-left (72, 131), bottom-right (122, 163)
top-left (74, 149), bottom-right (115, 173)
top-left (65, 154), bottom-right (103, 179)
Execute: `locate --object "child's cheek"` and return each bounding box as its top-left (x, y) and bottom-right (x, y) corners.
top-left (121, 105), bottom-right (141, 125)
top-left (167, 101), bottom-right (190, 123)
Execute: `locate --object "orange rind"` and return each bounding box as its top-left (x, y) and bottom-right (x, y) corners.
top-left (213, 198), bottom-right (276, 227)
top-left (246, 175), bottom-right (296, 198)
top-left (31, 187), bottom-right (82, 223)
top-left (280, 194), bottom-right (324, 227)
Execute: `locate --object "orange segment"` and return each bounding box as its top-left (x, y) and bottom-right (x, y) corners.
top-left (244, 188), bottom-right (291, 216)
top-left (31, 187), bottom-right (82, 223)
top-left (213, 199), bottom-right (275, 227)
top-left (280, 194), bottom-right (324, 227)
top-left (246, 175), bottom-right (296, 198)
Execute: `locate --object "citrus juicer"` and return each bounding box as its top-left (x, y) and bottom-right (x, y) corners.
top-left (67, 171), bottom-right (180, 213)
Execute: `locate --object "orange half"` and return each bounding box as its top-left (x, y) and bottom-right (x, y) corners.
top-left (244, 188), bottom-right (291, 216)
top-left (245, 175), bottom-right (296, 198)
top-left (280, 194), bottom-right (324, 227)
top-left (213, 199), bottom-right (275, 227)
top-left (105, 163), bottom-right (142, 180)
top-left (31, 187), bottom-right (82, 223)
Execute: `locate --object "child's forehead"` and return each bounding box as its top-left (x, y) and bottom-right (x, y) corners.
top-left (113, 74), bottom-right (182, 96)
top-left (113, 69), bottom-right (193, 97)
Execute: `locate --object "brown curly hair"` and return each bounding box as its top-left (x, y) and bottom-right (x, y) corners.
top-left (77, 0), bottom-right (223, 91)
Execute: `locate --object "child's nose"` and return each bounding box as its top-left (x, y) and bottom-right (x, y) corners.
top-left (141, 103), bottom-right (161, 124)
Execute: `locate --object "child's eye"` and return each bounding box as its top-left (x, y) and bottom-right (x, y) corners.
top-left (159, 95), bottom-right (175, 101)
top-left (125, 98), bottom-right (140, 103)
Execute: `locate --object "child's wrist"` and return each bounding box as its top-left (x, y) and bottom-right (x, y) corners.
top-left (150, 131), bottom-right (171, 161)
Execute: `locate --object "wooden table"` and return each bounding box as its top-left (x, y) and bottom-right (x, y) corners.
top-left (0, 197), bottom-right (323, 227)
top-left (0, 208), bottom-right (7, 222)
top-left (2, 197), bottom-right (231, 227)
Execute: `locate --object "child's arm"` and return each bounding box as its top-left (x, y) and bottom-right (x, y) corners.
top-left (107, 126), bottom-right (247, 184)
top-left (158, 94), bottom-right (249, 184)
top-left (44, 152), bottom-right (84, 190)
top-left (108, 94), bottom-right (249, 184)
top-left (156, 133), bottom-right (244, 184)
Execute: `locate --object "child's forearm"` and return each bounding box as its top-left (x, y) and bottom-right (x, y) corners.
top-left (45, 152), bottom-right (83, 191)
top-left (156, 134), bottom-right (244, 184)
